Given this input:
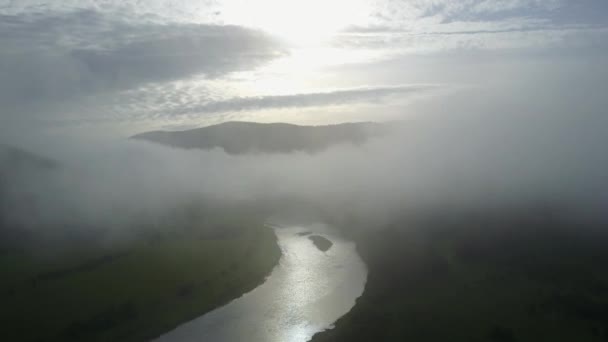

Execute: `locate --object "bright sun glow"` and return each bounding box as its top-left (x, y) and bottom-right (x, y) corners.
top-left (220, 0), bottom-right (370, 45)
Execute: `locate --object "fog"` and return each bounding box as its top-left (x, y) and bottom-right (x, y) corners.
top-left (1, 1), bottom-right (607, 235)
top-left (3, 63), bottom-right (607, 236)
top-left (4, 3), bottom-right (608, 342)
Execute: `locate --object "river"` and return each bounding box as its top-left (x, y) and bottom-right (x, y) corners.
top-left (153, 223), bottom-right (367, 342)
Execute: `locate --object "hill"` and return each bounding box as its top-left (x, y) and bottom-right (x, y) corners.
top-left (0, 144), bottom-right (56, 175)
top-left (132, 121), bottom-right (390, 154)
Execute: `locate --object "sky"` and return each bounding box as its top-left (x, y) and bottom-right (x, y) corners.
top-left (1, 0), bottom-right (607, 140)
top-left (1, 0), bottom-right (608, 233)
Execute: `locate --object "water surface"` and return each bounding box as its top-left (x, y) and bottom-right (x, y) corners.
top-left (153, 223), bottom-right (367, 342)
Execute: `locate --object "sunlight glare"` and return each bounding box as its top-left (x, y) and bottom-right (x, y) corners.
top-left (220, 0), bottom-right (370, 45)
top-left (228, 47), bottom-right (384, 96)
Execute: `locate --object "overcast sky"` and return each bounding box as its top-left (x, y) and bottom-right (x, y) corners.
top-left (1, 0), bottom-right (607, 139)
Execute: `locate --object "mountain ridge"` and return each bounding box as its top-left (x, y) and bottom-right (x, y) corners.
top-left (132, 121), bottom-right (391, 154)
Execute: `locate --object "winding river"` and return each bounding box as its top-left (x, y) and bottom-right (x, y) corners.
top-left (153, 223), bottom-right (367, 342)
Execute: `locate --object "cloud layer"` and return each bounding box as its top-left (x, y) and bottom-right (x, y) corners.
top-left (1, 0), bottom-right (607, 139)
top-left (4, 77), bottom-right (607, 232)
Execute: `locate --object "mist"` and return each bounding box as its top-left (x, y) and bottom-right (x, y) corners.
top-left (4, 2), bottom-right (608, 341)
top-left (3, 63), bottom-right (607, 237)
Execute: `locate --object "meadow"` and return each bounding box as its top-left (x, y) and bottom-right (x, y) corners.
top-left (0, 208), bottom-right (281, 342)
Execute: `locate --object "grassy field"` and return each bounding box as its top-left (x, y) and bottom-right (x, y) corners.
top-left (313, 209), bottom-right (608, 342)
top-left (0, 213), bottom-right (281, 342)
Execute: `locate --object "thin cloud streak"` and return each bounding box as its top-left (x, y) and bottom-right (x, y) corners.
top-left (169, 85), bottom-right (442, 117)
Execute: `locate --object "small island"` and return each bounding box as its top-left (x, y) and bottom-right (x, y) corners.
top-left (308, 235), bottom-right (333, 252)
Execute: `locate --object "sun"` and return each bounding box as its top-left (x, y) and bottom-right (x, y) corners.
top-left (220, 0), bottom-right (369, 45)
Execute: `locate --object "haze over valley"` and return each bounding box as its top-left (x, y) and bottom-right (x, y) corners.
top-left (2, 1), bottom-right (608, 341)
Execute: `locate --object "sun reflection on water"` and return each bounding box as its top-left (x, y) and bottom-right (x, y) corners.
top-left (153, 223), bottom-right (367, 342)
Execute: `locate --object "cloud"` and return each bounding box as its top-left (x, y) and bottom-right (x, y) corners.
top-left (166, 85), bottom-right (441, 117)
top-left (0, 0), bottom-right (220, 22)
top-left (368, 0), bottom-right (565, 23)
top-left (2, 34), bottom-right (607, 233)
top-left (1, 81), bottom-right (443, 132)
top-left (0, 10), bottom-right (285, 109)
top-left (1, 0), bottom-right (607, 138)
top-left (338, 22), bottom-right (608, 53)
top-left (470, 0), bottom-right (563, 15)
top-left (71, 26), bottom-right (284, 88)
top-left (4, 75), bottom-right (608, 232)
top-left (339, 0), bottom-right (607, 54)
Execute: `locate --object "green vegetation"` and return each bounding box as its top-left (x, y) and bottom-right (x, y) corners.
top-left (313, 209), bottom-right (608, 342)
top-left (0, 213), bottom-right (281, 342)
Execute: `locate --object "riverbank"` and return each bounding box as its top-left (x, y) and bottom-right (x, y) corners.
top-left (154, 223), bottom-right (367, 342)
top-left (1, 220), bottom-right (281, 342)
top-left (312, 209), bottom-right (608, 342)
